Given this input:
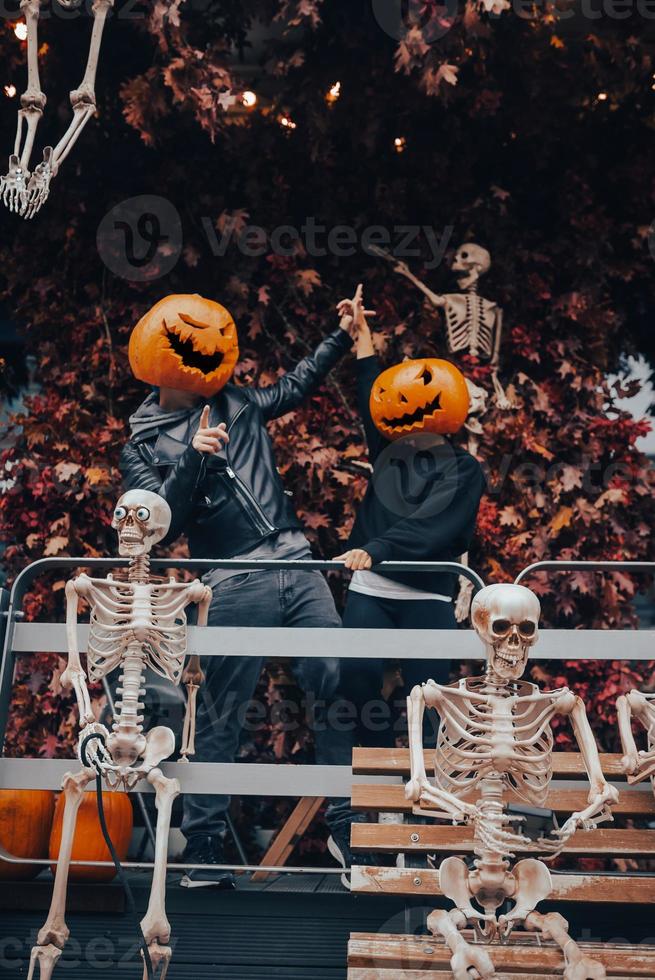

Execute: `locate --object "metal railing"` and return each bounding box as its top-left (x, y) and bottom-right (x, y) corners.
top-left (0, 556), bottom-right (653, 872)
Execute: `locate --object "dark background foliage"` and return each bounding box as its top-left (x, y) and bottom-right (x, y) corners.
top-left (0, 0), bottom-right (653, 775)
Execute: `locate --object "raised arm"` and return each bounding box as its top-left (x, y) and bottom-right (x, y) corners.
top-left (369, 247), bottom-right (446, 309)
top-left (393, 259), bottom-right (446, 309)
top-left (336, 286), bottom-right (385, 462)
top-left (246, 324), bottom-right (354, 422)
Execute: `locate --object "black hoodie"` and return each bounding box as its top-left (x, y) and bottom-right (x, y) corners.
top-left (347, 356), bottom-right (487, 597)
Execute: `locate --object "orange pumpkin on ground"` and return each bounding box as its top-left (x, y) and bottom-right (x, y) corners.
top-left (49, 790), bottom-right (133, 883)
top-left (0, 790), bottom-right (55, 880)
top-left (129, 293), bottom-right (239, 397)
top-left (370, 358), bottom-right (470, 440)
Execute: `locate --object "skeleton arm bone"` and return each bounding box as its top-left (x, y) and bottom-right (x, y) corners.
top-left (406, 685), bottom-right (476, 821)
top-left (180, 585), bottom-right (210, 761)
top-left (618, 691), bottom-right (655, 779)
top-left (369, 246), bottom-right (446, 308)
top-left (16, 0), bottom-right (45, 171)
top-left (395, 263), bottom-right (446, 309)
top-left (60, 580), bottom-right (95, 727)
top-left (490, 309), bottom-right (514, 409)
top-left (540, 692), bottom-right (618, 850)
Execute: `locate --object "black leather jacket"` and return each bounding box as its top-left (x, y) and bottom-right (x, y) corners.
top-left (119, 329), bottom-right (353, 558)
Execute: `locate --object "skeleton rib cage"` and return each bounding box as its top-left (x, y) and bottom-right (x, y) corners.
top-left (431, 679), bottom-right (572, 809)
top-left (443, 294), bottom-right (498, 361)
top-left (80, 573), bottom-right (193, 686)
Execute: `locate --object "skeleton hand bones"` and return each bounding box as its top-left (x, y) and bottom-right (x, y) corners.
top-left (537, 783), bottom-right (619, 855)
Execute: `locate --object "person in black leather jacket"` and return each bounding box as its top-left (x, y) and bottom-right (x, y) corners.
top-left (120, 295), bottom-right (361, 887)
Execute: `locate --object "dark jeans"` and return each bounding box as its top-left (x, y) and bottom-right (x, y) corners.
top-left (181, 568), bottom-right (349, 839)
top-left (327, 590), bottom-right (455, 831)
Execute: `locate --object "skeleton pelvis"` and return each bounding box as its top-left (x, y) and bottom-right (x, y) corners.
top-left (107, 731), bottom-right (147, 767)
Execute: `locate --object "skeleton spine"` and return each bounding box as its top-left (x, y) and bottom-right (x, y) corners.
top-left (111, 554), bottom-right (150, 738)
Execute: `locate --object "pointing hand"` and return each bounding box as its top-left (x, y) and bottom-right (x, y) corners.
top-left (192, 405), bottom-right (230, 456)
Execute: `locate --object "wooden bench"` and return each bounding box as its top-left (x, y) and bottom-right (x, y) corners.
top-left (347, 747), bottom-right (655, 979)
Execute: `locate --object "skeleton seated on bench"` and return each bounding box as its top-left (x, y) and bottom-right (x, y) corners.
top-left (406, 583), bottom-right (618, 980)
top-left (28, 489), bottom-right (210, 980)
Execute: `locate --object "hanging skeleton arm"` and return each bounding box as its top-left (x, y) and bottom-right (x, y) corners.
top-left (538, 690), bottom-right (618, 851)
top-left (60, 575), bottom-right (114, 772)
top-left (406, 682), bottom-right (478, 823)
top-left (180, 586), bottom-right (211, 761)
top-left (618, 689), bottom-right (655, 783)
top-left (1, 0), bottom-right (114, 219)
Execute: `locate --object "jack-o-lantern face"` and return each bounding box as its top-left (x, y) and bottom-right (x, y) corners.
top-left (128, 294), bottom-right (239, 397)
top-left (370, 358), bottom-right (469, 440)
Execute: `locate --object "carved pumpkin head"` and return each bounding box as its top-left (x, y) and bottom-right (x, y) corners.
top-left (370, 358), bottom-right (469, 440)
top-left (128, 294), bottom-right (239, 397)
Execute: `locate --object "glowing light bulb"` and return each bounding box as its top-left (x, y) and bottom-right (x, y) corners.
top-left (279, 115), bottom-right (297, 130)
top-left (14, 22), bottom-right (28, 41)
top-left (326, 81), bottom-right (341, 104)
top-left (242, 90), bottom-right (257, 108)
top-left (4, 84), bottom-right (16, 98)
top-left (597, 92), bottom-right (608, 101)
top-left (394, 136), bottom-right (407, 154)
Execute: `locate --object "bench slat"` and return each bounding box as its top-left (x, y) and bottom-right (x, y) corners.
top-left (352, 748), bottom-right (626, 779)
top-left (351, 823), bottom-right (655, 857)
top-left (351, 784), bottom-right (654, 816)
top-left (350, 866), bottom-right (655, 904)
top-left (348, 933), bottom-right (655, 976)
top-left (349, 971), bottom-right (638, 980)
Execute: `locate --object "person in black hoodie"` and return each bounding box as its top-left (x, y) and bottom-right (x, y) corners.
top-left (325, 289), bottom-right (487, 874)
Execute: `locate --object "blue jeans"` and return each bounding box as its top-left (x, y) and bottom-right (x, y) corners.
top-left (181, 568), bottom-right (349, 839)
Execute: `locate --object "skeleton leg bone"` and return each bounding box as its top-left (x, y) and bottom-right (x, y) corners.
top-left (51, 0), bottom-right (114, 174)
top-left (427, 908), bottom-right (497, 980)
top-left (180, 683), bottom-right (199, 760)
top-left (525, 911), bottom-right (606, 980)
top-left (139, 768), bottom-right (180, 980)
top-left (1, 0), bottom-right (45, 214)
top-left (28, 769), bottom-right (94, 980)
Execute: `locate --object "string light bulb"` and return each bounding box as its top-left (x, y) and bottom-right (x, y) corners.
top-left (597, 92), bottom-right (608, 101)
top-left (279, 114), bottom-right (297, 130)
top-left (14, 22), bottom-right (28, 41)
top-left (326, 81), bottom-right (341, 105)
top-left (4, 84), bottom-right (16, 98)
top-left (394, 135), bottom-right (407, 154)
top-left (242, 90), bottom-right (257, 109)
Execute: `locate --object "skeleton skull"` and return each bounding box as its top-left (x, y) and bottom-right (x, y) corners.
top-left (452, 243), bottom-right (491, 290)
top-left (471, 583), bottom-right (540, 681)
top-left (111, 490), bottom-right (171, 557)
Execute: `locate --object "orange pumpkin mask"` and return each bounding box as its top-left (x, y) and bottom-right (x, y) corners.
top-left (370, 358), bottom-right (469, 440)
top-left (128, 294), bottom-right (239, 397)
